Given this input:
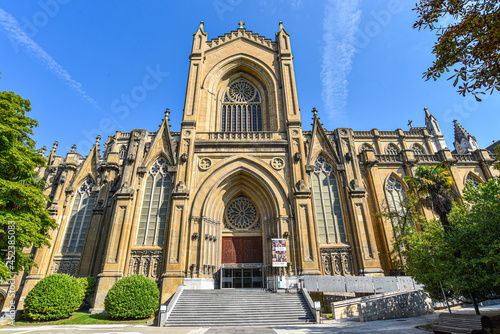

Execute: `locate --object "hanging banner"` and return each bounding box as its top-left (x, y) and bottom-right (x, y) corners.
top-left (271, 238), bottom-right (287, 267)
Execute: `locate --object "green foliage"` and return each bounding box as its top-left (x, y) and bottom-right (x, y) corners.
top-left (0, 91), bottom-right (57, 280)
top-left (403, 178), bottom-right (500, 313)
top-left (77, 276), bottom-right (96, 299)
top-left (404, 162), bottom-right (458, 232)
top-left (413, 1), bottom-right (500, 99)
top-left (376, 192), bottom-right (426, 271)
top-left (23, 274), bottom-right (85, 321)
top-left (104, 275), bottom-right (159, 319)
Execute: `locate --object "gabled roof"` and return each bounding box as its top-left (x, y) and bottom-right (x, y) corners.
top-left (206, 28), bottom-right (277, 52)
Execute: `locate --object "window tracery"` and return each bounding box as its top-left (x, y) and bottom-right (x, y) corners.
top-left (412, 144), bottom-right (425, 155)
top-left (311, 157), bottom-right (347, 244)
top-left (385, 144), bottom-right (399, 155)
top-left (61, 178), bottom-right (96, 253)
top-left (224, 196), bottom-right (260, 230)
top-left (221, 80), bottom-right (262, 132)
top-left (136, 158), bottom-right (172, 246)
top-left (466, 174), bottom-right (481, 187)
top-left (385, 175), bottom-right (405, 218)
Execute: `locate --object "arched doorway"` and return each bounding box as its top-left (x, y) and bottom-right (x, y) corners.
top-left (221, 195), bottom-right (263, 288)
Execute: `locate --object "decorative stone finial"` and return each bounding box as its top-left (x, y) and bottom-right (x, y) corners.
top-left (312, 107), bottom-right (318, 118)
top-left (40, 146), bottom-right (46, 156)
top-left (71, 144), bottom-right (77, 152)
top-left (52, 141), bottom-right (58, 150)
top-left (238, 20), bottom-right (245, 29)
top-left (96, 135), bottom-right (101, 146)
top-left (279, 21), bottom-right (284, 30)
top-left (165, 108), bottom-right (170, 120)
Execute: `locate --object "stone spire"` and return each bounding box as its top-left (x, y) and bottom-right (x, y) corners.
top-left (424, 107), bottom-right (448, 151)
top-left (453, 119), bottom-right (479, 154)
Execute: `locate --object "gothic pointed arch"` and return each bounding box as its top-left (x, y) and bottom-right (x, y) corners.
top-left (359, 143), bottom-right (375, 154)
top-left (385, 143), bottom-right (400, 155)
top-left (412, 143), bottom-right (426, 155)
top-left (383, 173), bottom-right (408, 219)
top-left (465, 172), bottom-right (484, 188)
top-left (310, 155), bottom-right (347, 245)
top-left (201, 54), bottom-right (281, 132)
top-left (136, 157), bottom-right (173, 246)
top-left (219, 78), bottom-right (264, 132)
top-left (61, 178), bottom-right (97, 254)
top-left (191, 156), bottom-right (290, 223)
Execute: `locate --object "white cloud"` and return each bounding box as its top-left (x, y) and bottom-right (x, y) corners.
top-left (321, 0), bottom-right (361, 122)
top-left (0, 8), bottom-right (100, 108)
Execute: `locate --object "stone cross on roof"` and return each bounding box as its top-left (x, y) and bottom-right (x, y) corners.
top-left (238, 20), bottom-right (245, 29)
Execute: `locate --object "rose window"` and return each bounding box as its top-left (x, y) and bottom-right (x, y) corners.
top-left (228, 81), bottom-right (256, 102)
top-left (225, 197), bottom-right (258, 230)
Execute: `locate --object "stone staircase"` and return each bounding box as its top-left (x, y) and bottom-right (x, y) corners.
top-left (165, 289), bottom-right (315, 326)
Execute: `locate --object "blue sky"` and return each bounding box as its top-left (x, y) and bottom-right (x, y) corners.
top-left (0, 1), bottom-right (498, 156)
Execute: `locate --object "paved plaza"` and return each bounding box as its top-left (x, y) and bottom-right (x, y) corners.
top-left (0, 305), bottom-right (498, 334)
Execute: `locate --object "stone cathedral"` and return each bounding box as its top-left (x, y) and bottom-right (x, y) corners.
top-left (2, 22), bottom-right (498, 313)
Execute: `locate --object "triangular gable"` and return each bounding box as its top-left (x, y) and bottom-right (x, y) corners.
top-left (206, 29), bottom-right (277, 52)
top-left (142, 110), bottom-right (176, 167)
top-left (71, 141), bottom-right (100, 189)
top-left (306, 110), bottom-right (341, 166)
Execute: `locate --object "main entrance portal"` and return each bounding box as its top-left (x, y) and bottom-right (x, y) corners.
top-left (221, 236), bottom-right (263, 289)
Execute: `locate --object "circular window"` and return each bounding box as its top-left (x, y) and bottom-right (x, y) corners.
top-left (225, 197), bottom-right (258, 230)
top-left (228, 81), bottom-right (256, 102)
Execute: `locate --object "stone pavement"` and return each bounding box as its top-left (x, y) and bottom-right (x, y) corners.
top-left (0, 304), bottom-right (498, 334)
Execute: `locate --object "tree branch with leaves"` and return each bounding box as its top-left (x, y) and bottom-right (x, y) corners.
top-left (414, 0), bottom-right (500, 100)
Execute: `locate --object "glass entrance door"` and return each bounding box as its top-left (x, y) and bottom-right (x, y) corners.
top-left (221, 267), bottom-right (263, 288)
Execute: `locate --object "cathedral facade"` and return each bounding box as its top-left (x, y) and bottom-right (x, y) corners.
top-left (3, 22), bottom-right (498, 313)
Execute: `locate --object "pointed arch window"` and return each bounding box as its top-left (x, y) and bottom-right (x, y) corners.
top-left (385, 176), bottom-right (405, 217)
top-left (386, 144), bottom-right (399, 155)
top-left (412, 144), bottom-right (425, 155)
top-left (61, 179), bottom-right (96, 253)
top-left (221, 80), bottom-right (262, 132)
top-left (311, 157), bottom-right (347, 244)
top-left (466, 174), bottom-right (481, 187)
top-left (359, 143), bottom-right (374, 154)
top-left (136, 158), bottom-right (172, 246)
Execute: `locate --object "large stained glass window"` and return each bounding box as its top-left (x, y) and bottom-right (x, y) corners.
top-left (385, 175), bottom-right (405, 218)
top-left (61, 179), bottom-right (96, 253)
top-left (311, 157), bottom-right (347, 244)
top-left (136, 158), bottom-right (172, 246)
top-left (221, 80), bottom-right (262, 132)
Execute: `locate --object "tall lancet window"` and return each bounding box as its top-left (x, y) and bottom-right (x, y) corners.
top-left (221, 80), bottom-right (262, 132)
top-left (61, 179), bottom-right (96, 253)
top-left (136, 158), bottom-right (172, 246)
top-left (385, 176), bottom-right (405, 218)
top-left (311, 157), bottom-right (347, 244)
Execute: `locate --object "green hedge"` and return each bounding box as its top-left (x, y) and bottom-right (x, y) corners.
top-left (23, 274), bottom-right (85, 321)
top-left (104, 275), bottom-right (159, 319)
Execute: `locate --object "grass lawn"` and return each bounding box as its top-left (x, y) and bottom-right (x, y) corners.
top-left (13, 312), bottom-right (153, 326)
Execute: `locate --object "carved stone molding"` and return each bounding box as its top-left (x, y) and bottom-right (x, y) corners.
top-left (51, 257), bottom-right (80, 276)
top-left (321, 247), bottom-right (353, 276)
top-left (128, 250), bottom-right (163, 281)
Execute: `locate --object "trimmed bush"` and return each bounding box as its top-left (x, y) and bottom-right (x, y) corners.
top-left (24, 273), bottom-right (85, 321)
top-left (77, 276), bottom-right (96, 299)
top-left (104, 275), bottom-right (159, 319)
top-left (77, 276), bottom-right (96, 310)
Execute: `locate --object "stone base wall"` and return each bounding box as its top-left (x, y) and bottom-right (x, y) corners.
top-left (358, 290), bottom-right (433, 322)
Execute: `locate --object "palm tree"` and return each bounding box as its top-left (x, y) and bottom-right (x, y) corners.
top-left (404, 162), bottom-right (458, 233)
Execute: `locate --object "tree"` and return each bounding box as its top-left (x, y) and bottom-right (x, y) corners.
top-left (403, 178), bottom-right (500, 315)
top-left (376, 192), bottom-right (426, 273)
top-left (0, 91), bottom-right (57, 280)
top-left (414, 1), bottom-right (500, 100)
top-left (404, 162), bottom-right (457, 233)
